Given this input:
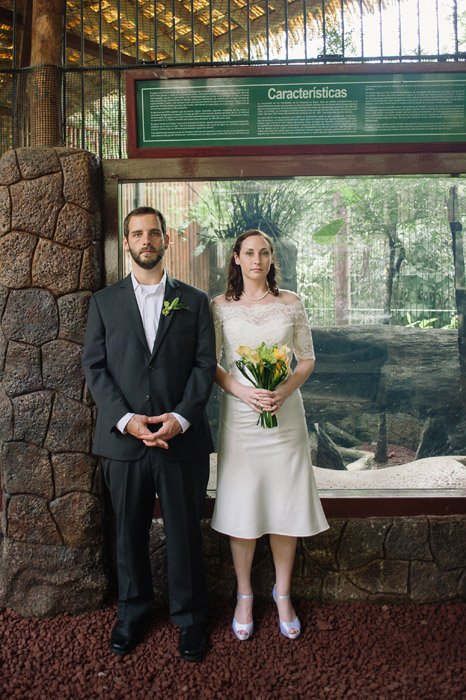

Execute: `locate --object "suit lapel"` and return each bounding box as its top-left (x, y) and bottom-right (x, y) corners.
top-left (117, 274), bottom-right (150, 356)
top-left (150, 274), bottom-right (181, 359)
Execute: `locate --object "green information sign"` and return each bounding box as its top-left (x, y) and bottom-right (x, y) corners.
top-left (135, 73), bottom-right (466, 149)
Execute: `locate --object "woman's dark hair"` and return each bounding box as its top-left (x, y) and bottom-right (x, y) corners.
top-left (123, 206), bottom-right (167, 239)
top-left (225, 229), bottom-right (280, 301)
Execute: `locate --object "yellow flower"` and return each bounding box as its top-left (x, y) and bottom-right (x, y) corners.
top-left (236, 345), bottom-right (261, 363)
top-left (235, 341), bottom-right (291, 428)
top-left (273, 345), bottom-right (290, 364)
top-left (236, 344), bottom-right (252, 357)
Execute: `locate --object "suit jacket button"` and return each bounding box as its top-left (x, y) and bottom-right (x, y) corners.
top-left (145, 394), bottom-right (150, 400)
top-left (149, 366), bottom-right (154, 371)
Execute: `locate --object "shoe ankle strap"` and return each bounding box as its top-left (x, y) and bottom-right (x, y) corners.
top-left (273, 584), bottom-right (291, 600)
top-left (237, 592), bottom-right (253, 599)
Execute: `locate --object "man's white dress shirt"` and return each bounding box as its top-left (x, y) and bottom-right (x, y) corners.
top-left (116, 271), bottom-right (190, 434)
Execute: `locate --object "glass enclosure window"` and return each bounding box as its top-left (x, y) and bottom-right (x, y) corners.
top-left (120, 176), bottom-right (466, 497)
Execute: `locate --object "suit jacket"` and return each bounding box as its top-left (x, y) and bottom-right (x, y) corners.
top-left (82, 273), bottom-right (217, 462)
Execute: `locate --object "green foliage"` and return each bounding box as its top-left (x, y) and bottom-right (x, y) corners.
top-left (189, 179), bottom-right (327, 254)
top-left (296, 177), bottom-right (460, 327)
top-left (312, 218), bottom-right (345, 244)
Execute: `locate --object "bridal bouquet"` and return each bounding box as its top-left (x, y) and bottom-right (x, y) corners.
top-left (236, 342), bottom-right (291, 428)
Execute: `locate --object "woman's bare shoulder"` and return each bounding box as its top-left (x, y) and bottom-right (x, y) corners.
top-left (277, 289), bottom-right (301, 305)
top-left (212, 294), bottom-right (227, 306)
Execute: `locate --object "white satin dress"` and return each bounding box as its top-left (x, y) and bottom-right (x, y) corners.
top-left (211, 299), bottom-right (329, 539)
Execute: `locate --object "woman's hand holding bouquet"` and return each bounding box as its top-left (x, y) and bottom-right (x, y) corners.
top-left (235, 342), bottom-right (291, 428)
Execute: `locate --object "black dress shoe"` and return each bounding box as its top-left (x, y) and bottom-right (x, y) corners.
top-left (109, 620), bottom-right (142, 656)
top-left (179, 625), bottom-right (209, 662)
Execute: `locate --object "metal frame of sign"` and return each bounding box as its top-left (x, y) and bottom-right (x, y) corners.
top-left (126, 63), bottom-right (466, 159)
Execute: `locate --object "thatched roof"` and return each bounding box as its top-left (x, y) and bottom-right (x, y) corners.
top-left (0, 0), bottom-right (390, 68)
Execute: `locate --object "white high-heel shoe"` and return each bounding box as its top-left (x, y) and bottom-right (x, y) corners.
top-left (272, 584), bottom-right (301, 640)
top-left (231, 593), bottom-right (254, 641)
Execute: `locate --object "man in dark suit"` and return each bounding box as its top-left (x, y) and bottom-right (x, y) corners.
top-left (83, 206), bottom-right (216, 661)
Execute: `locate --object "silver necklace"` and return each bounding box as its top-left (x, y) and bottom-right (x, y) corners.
top-left (242, 287), bottom-right (270, 302)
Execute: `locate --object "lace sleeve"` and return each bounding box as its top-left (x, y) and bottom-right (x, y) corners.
top-left (211, 303), bottom-right (223, 363)
top-left (293, 300), bottom-right (315, 361)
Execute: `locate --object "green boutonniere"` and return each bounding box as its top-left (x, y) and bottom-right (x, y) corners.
top-left (162, 297), bottom-right (189, 317)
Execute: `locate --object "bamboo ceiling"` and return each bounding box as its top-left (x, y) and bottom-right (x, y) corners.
top-left (1, 0), bottom-right (391, 68)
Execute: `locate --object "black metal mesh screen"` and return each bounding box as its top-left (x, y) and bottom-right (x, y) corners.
top-left (0, 65), bottom-right (62, 151)
top-left (0, 0), bottom-right (465, 159)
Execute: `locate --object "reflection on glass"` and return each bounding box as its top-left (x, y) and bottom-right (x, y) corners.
top-left (120, 177), bottom-right (466, 496)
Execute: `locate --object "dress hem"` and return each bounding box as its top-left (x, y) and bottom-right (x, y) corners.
top-left (211, 523), bottom-right (330, 539)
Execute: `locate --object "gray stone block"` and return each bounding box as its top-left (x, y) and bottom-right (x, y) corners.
top-left (0, 231), bottom-right (36, 288)
top-left (7, 494), bottom-right (61, 544)
top-left (42, 339), bottom-right (83, 399)
top-left (346, 559), bottom-right (409, 595)
top-left (55, 203), bottom-right (96, 250)
top-left (409, 560), bottom-right (460, 602)
top-left (338, 518), bottom-right (392, 569)
top-left (79, 244), bottom-right (102, 291)
top-left (58, 292), bottom-right (91, 343)
top-left (11, 172), bottom-right (63, 236)
top-left (60, 150), bottom-right (100, 213)
top-left (0, 185), bottom-right (10, 235)
top-left (385, 517), bottom-right (432, 561)
top-left (322, 572), bottom-right (368, 601)
top-left (45, 393), bottom-right (92, 453)
top-left (2, 288), bottom-right (58, 345)
top-left (429, 516), bottom-right (466, 570)
top-left (16, 147), bottom-right (61, 179)
top-left (3, 341), bottom-right (42, 396)
top-left (12, 391), bottom-right (53, 446)
top-left (32, 239), bottom-right (81, 296)
top-left (0, 149), bottom-right (21, 185)
top-left (52, 452), bottom-right (95, 497)
top-left (0, 387), bottom-right (13, 442)
top-left (0, 538), bottom-right (107, 616)
top-left (50, 492), bottom-right (102, 546)
top-left (302, 520), bottom-right (345, 570)
top-left (2, 440), bottom-right (53, 498)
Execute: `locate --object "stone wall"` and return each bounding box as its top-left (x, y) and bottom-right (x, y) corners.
top-left (0, 147), bottom-right (107, 616)
top-left (150, 516), bottom-right (466, 604)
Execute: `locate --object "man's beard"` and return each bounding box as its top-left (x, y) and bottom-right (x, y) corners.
top-left (128, 245), bottom-right (164, 270)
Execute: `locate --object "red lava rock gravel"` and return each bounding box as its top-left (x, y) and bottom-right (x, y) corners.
top-left (1, 599), bottom-right (465, 699)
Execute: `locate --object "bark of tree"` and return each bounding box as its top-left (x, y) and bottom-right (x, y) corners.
top-left (375, 219), bottom-right (405, 463)
top-left (30, 0), bottom-right (63, 147)
top-left (447, 185), bottom-right (466, 411)
top-left (333, 192), bottom-right (350, 325)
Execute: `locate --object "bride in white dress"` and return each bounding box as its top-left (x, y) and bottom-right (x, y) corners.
top-left (211, 229), bottom-right (328, 642)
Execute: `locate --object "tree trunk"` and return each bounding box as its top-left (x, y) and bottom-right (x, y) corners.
top-left (447, 185), bottom-right (466, 411)
top-left (30, 0), bottom-right (63, 147)
top-left (333, 192), bottom-right (351, 325)
top-left (374, 413), bottom-right (388, 463)
top-left (375, 221), bottom-right (405, 463)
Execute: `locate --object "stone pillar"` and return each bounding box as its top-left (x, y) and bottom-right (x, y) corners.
top-left (0, 146), bottom-right (107, 616)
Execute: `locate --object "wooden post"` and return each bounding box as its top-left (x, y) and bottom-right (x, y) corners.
top-left (447, 185), bottom-right (466, 408)
top-left (29, 0), bottom-right (63, 146)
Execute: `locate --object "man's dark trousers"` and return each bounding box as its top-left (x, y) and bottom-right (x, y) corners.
top-left (102, 450), bottom-right (209, 627)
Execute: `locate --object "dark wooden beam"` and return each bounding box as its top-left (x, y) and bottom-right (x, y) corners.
top-left (0, 8), bottom-right (22, 25)
top-left (65, 31), bottom-right (137, 65)
top-left (18, 0), bottom-right (32, 67)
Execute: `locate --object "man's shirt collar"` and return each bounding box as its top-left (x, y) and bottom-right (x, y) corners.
top-left (131, 270), bottom-right (167, 293)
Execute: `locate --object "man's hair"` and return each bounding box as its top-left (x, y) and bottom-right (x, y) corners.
top-left (123, 206), bottom-right (167, 239)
